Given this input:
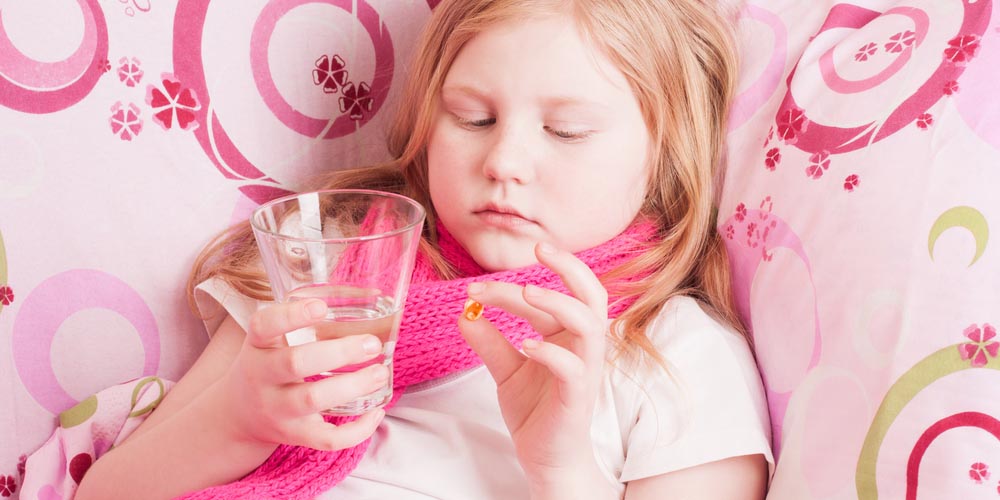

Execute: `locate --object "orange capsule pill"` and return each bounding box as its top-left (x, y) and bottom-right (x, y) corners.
top-left (463, 298), bottom-right (484, 321)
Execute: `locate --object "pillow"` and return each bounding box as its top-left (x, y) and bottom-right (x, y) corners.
top-left (723, 1), bottom-right (1000, 497)
top-left (5, 1), bottom-right (995, 499)
top-left (0, 2), bottom-right (432, 497)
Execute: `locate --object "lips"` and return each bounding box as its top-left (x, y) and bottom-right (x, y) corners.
top-left (473, 202), bottom-right (536, 228)
top-left (476, 202), bottom-right (528, 218)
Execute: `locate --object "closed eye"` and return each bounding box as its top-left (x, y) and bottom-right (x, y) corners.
top-left (456, 116), bottom-right (496, 129)
top-left (544, 125), bottom-right (592, 141)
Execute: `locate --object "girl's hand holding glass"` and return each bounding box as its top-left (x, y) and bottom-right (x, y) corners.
top-left (212, 299), bottom-right (387, 451)
top-left (458, 242), bottom-right (615, 499)
top-left (58, 0), bottom-right (770, 497)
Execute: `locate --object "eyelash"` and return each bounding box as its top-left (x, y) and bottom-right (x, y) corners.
top-left (544, 126), bottom-right (591, 141)
top-left (455, 116), bottom-right (591, 141)
top-left (457, 117), bottom-right (495, 128)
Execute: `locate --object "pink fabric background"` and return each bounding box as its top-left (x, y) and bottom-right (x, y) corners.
top-left (1, 0), bottom-right (998, 498)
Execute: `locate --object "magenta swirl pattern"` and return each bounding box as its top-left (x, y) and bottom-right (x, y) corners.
top-left (173, 0), bottom-right (395, 204)
top-left (2, 1), bottom-right (999, 498)
top-left (0, 0), bottom-right (108, 113)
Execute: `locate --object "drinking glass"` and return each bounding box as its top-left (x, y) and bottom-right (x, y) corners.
top-left (250, 189), bottom-right (425, 415)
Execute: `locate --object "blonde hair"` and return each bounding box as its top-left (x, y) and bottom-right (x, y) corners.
top-left (188, 0), bottom-right (745, 362)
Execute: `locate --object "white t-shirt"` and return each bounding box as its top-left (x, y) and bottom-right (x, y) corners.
top-left (196, 280), bottom-right (773, 499)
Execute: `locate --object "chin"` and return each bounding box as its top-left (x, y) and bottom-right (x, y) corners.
top-left (470, 246), bottom-right (538, 272)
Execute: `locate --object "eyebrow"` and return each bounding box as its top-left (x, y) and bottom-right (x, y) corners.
top-left (440, 85), bottom-right (489, 100)
top-left (540, 95), bottom-right (612, 112)
top-left (440, 85), bottom-right (611, 111)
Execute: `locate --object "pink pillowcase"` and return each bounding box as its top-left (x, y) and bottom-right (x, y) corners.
top-left (722, 1), bottom-right (1000, 498)
top-left (2, 1), bottom-right (997, 499)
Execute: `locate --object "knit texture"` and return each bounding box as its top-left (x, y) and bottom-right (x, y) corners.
top-left (179, 221), bottom-right (657, 500)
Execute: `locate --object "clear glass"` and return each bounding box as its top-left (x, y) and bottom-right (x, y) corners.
top-left (250, 189), bottom-right (425, 415)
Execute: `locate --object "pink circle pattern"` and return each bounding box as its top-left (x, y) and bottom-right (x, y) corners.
top-left (775, 0), bottom-right (991, 155)
top-left (721, 203), bottom-right (821, 457)
top-left (953, 0), bottom-right (1000, 153)
top-left (250, 0), bottom-right (394, 138)
top-left (173, 0), bottom-right (394, 204)
top-left (11, 270), bottom-right (160, 414)
top-left (728, 4), bottom-right (787, 131)
top-left (818, 8), bottom-right (929, 95)
top-left (0, 0), bottom-right (109, 114)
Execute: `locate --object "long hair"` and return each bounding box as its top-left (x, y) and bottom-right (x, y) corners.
top-left (188, 0), bottom-right (744, 363)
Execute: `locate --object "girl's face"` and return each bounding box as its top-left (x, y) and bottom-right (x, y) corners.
top-left (427, 14), bottom-right (651, 272)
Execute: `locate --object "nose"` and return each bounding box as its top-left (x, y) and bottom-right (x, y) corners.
top-left (480, 122), bottom-right (535, 184)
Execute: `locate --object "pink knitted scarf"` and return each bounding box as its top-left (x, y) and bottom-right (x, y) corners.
top-left (180, 221), bottom-right (657, 499)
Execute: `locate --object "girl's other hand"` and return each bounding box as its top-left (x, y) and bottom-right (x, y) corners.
top-left (77, 301), bottom-right (388, 500)
top-left (210, 300), bottom-right (387, 451)
top-left (457, 243), bottom-right (616, 498)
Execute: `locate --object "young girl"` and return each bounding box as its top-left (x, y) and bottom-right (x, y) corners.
top-left (73, 0), bottom-right (772, 498)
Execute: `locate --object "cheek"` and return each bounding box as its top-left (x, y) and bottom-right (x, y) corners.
top-left (426, 121), bottom-right (445, 176)
top-left (426, 132), bottom-right (463, 222)
top-left (579, 138), bottom-right (650, 204)
top-left (555, 141), bottom-right (649, 239)
top-left (427, 123), bottom-right (473, 176)
top-left (608, 134), bottom-right (652, 210)
top-left (426, 158), bottom-right (449, 217)
top-left (426, 126), bottom-right (452, 193)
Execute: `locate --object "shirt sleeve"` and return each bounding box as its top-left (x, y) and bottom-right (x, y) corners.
top-left (618, 297), bottom-right (773, 482)
top-left (193, 277), bottom-right (260, 336)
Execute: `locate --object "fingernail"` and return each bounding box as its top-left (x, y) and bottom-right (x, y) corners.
top-left (522, 338), bottom-right (539, 350)
top-left (362, 336), bottom-right (382, 354)
top-left (467, 282), bottom-right (485, 295)
top-left (538, 242), bottom-right (556, 254)
top-left (374, 408), bottom-right (386, 420)
top-left (523, 284), bottom-right (541, 298)
top-left (306, 301), bottom-right (327, 319)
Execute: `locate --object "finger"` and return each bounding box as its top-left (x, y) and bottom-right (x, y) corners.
top-left (284, 364), bottom-right (391, 415)
top-left (522, 284), bottom-right (606, 363)
top-left (522, 339), bottom-right (586, 407)
top-left (291, 409), bottom-right (385, 452)
top-left (467, 281), bottom-right (561, 334)
top-left (535, 243), bottom-right (608, 317)
top-left (247, 300), bottom-right (328, 349)
top-left (263, 334), bottom-right (384, 383)
top-left (458, 313), bottom-right (525, 385)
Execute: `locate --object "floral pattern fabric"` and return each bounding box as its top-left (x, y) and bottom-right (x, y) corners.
top-left (3, 1), bottom-right (1000, 499)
